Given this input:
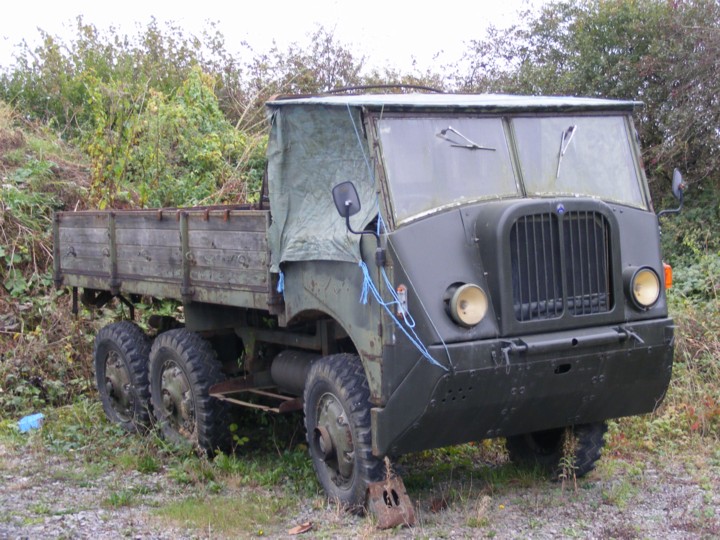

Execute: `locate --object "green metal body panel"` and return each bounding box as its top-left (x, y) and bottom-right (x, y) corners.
top-left (280, 244), bottom-right (385, 404)
top-left (372, 317), bottom-right (673, 456)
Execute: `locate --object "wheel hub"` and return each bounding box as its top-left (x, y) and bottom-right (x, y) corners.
top-left (316, 392), bottom-right (354, 483)
top-left (104, 351), bottom-right (133, 421)
top-left (160, 362), bottom-right (194, 436)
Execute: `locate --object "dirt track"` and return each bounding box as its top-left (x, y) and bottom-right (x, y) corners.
top-left (1, 439), bottom-right (719, 539)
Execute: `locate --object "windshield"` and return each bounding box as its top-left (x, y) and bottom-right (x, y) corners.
top-left (512, 115), bottom-right (645, 208)
top-left (376, 113), bottom-right (647, 225)
top-left (377, 116), bottom-right (518, 223)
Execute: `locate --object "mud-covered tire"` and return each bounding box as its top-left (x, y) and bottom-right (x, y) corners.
top-left (94, 321), bottom-right (151, 432)
top-left (506, 422), bottom-right (607, 478)
top-left (148, 329), bottom-right (230, 455)
top-left (303, 354), bottom-right (384, 511)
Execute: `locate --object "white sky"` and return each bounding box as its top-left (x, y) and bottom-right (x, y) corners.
top-left (0, 0), bottom-right (545, 73)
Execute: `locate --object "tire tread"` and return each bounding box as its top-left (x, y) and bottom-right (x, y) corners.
top-left (94, 321), bottom-right (152, 432)
top-left (149, 329), bottom-right (230, 454)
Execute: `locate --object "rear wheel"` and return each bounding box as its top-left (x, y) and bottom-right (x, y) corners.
top-left (94, 321), bottom-right (151, 432)
top-left (149, 329), bottom-right (230, 454)
top-left (304, 353), bottom-right (384, 511)
top-left (506, 422), bottom-right (607, 478)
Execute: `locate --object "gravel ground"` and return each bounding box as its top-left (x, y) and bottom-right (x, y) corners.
top-left (1, 439), bottom-right (719, 539)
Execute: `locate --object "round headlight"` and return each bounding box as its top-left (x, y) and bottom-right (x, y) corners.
top-left (449, 284), bottom-right (488, 327)
top-left (627, 267), bottom-right (660, 309)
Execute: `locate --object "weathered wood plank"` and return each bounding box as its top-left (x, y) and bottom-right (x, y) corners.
top-left (192, 248), bottom-right (267, 271)
top-left (59, 228), bottom-right (108, 245)
top-left (188, 230), bottom-right (266, 251)
top-left (114, 214), bottom-right (180, 231)
top-left (115, 245), bottom-right (183, 267)
top-left (107, 209), bottom-right (268, 232)
top-left (57, 242), bottom-right (109, 260)
top-left (61, 274), bottom-right (269, 309)
top-left (56, 213), bottom-right (109, 229)
top-left (115, 228), bottom-right (181, 248)
top-left (185, 212), bottom-right (268, 233)
top-left (117, 260), bottom-right (183, 281)
top-left (190, 268), bottom-right (268, 288)
top-left (59, 255), bottom-right (108, 275)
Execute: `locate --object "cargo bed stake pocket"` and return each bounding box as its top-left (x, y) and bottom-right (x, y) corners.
top-left (554, 363), bottom-right (571, 375)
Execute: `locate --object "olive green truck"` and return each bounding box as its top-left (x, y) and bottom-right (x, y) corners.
top-left (54, 94), bottom-right (677, 508)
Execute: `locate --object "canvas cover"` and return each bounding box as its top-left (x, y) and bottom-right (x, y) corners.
top-left (266, 104), bottom-right (377, 272)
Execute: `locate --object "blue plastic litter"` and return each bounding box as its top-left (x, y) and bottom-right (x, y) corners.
top-left (18, 413), bottom-right (44, 432)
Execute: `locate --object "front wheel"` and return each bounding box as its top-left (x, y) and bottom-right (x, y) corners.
top-left (148, 329), bottom-right (230, 455)
top-left (505, 422), bottom-right (607, 478)
top-left (304, 354), bottom-right (384, 511)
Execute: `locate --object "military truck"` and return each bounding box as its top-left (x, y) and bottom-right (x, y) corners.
top-left (53, 93), bottom-right (677, 509)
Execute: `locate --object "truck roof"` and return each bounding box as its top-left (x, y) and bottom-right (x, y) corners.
top-left (266, 93), bottom-right (640, 113)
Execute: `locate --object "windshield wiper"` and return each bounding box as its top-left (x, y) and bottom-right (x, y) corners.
top-left (555, 125), bottom-right (577, 179)
top-left (437, 126), bottom-right (496, 151)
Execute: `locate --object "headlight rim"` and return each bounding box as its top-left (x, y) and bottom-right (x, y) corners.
top-left (625, 266), bottom-right (661, 310)
top-left (446, 282), bottom-right (489, 327)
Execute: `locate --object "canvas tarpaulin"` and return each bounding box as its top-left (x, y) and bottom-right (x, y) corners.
top-left (266, 104), bottom-right (377, 272)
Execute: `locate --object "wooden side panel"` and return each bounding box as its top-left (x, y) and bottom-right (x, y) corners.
top-left (57, 217), bottom-right (110, 277)
top-left (54, 209), bottom-right (272, 309)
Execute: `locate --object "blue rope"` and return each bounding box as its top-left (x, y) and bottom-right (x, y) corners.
top-left (345, 104), bottom-right (450, 371)
top-left (276, 271), bottom-right (285, 293)
top-left (359, 261), bottom-right (448, 371)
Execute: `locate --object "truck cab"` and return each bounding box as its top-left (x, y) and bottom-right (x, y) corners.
top-left (268, 94), bottom-right (673, 502)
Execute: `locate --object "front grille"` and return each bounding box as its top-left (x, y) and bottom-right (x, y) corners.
top-left (510, 210), bottom-right (612, 322)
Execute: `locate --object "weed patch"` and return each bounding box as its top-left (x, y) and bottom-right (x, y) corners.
top-left (155, 490), bottom-right (290, 536)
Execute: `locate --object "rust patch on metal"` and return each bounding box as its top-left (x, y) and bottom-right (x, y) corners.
top-left (278, 397), bottom-right (304, 413)
top-left (367, 476), bottom-right (415, 529)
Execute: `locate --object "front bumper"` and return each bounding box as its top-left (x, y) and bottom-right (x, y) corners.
top-left (371, 318), bottom-right (674, 456)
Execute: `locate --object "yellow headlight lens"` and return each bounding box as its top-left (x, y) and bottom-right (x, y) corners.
top-left (631, 268), bottom-right (660, 308)
top-left (449, 284), bottom-right (488, 327)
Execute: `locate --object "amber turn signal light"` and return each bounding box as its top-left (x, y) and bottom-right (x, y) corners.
top-left (663, 262), bottom-right (672, 289)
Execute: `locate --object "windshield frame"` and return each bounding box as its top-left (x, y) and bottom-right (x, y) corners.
top-left (368, 110), bottom-right (651, 230)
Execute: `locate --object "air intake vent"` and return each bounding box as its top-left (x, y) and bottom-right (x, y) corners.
top-left (510, 210), bottom-right (612, 322)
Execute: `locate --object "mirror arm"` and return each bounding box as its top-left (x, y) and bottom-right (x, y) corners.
top-left (657, 193), bottom-right (683, 219)
top-left (344, 209), bottom-right (385, 267)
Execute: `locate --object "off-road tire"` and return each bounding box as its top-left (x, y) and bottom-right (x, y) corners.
top-left (149, 329), bottom-right (230, 455)
top-left (304, 354), bottom-right (384, 512)
top-left (94, 321), bottom-right (152, 433)
top-left (506, 422), bottom-right (607, 479)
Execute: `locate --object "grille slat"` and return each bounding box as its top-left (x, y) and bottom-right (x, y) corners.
top-left (511, 210), bottom-right (612, 321)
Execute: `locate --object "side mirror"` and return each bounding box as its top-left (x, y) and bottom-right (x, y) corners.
top-left (332, 181), bottom-right (361, 218)
top-left (331, 181), bottom-right (385, 266)
top-left (658, 168), bottom-right (686, 219)
top-left (671, 168), bottom-right (685, 201)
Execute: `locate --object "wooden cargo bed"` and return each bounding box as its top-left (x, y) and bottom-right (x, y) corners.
top-left (53, 207), bottom-right (276, 310)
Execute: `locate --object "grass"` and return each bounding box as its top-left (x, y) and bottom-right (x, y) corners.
top-left (103, 489), bottom-right (136, 508)
top-left (154, 491), bottom-right (290, 537)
